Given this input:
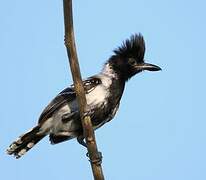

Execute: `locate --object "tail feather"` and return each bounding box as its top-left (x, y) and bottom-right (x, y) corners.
top-left (6, 125), bottom-right (45, 159)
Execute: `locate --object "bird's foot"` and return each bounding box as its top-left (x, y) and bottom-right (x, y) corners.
top-left (86, 151), bottom-right (103, 165)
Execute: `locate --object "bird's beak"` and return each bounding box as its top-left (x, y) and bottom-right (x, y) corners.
top-left (135, 63), bottom-right (162, 71)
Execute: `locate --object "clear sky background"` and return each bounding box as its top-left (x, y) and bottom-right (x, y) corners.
top-left (1, 0), bottom-right (206, 179)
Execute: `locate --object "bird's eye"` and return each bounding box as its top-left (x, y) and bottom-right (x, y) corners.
top-left (128, 58), bottom-right (136, 65)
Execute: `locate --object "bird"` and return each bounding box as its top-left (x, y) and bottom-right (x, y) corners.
top-left (6, 33), bottom-right (161, 158)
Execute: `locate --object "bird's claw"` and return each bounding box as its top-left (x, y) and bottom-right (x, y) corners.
top-left (86, 151), bottom-right (103, 165)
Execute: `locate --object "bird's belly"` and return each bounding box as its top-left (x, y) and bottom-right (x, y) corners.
top-left (41, 93), bottom-right (117, 138)
top-left (91, 102), bottom-right (119, 130)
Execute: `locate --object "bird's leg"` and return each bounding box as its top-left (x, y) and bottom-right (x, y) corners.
top-left (78, 106), bottom-right (103, 164)
top-left (77, 135), bottom-right (103, 164)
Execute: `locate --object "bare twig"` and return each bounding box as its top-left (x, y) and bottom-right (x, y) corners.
top-left (63, 0), bottom-right (105, 179)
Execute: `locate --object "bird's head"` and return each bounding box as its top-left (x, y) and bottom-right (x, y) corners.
top-left (107, 34), bottom-right (161, 81)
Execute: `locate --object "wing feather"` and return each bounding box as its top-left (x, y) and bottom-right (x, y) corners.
top-left (38, 87), bottom-right (76, 124)
top-left (38, 76), bottom-right (102, 125)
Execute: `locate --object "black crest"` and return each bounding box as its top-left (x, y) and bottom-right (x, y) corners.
top-left (114, 34), bottom-right (145, 62)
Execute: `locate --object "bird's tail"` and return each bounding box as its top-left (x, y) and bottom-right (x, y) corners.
top-left (6, 125), bottom-right (45, 159)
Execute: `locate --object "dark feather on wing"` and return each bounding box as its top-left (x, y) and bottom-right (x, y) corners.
top-left (38, 87), bottom-right (76, 124)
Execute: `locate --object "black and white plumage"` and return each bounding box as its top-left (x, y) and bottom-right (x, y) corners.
top-left (7, 34), bottom-right (161, 158)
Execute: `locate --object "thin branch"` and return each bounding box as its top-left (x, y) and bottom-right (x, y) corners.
top-left (63, 0), bottom-right (105, 179)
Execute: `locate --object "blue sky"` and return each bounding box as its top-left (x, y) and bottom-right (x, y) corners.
top-left (1, 0), bottom-right (206, 179)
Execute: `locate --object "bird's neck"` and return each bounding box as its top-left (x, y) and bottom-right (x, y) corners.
top-left (101, 63), bottom-right (118, 79)
top-left (101, 63), bottom-right (125, 104)
top-left (102, 62), bottom-right (127, 82)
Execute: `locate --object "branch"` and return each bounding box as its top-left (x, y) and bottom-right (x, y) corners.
top-left (63, 0), bottom-right (105, 179)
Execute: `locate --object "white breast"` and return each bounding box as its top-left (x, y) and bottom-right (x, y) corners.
top-left (86, 85), bottom-right (107, 107)
top-left (86, 74), bottom-right (112, 107)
